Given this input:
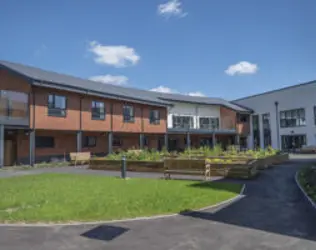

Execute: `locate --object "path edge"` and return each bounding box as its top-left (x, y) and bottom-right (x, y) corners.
top-left (0, 184), bottom-right (246, 227)
top-left (295, 171), bottom-right (316, 210)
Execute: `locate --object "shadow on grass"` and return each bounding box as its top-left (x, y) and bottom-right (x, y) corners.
top-left (81, 225), bottom-right (129, 241)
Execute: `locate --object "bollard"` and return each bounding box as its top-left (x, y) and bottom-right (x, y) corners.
top-left (121, 155), bottom-right (127, 179)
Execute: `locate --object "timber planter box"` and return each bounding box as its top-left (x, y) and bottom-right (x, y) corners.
top-left (89, 159), bottom-right (164, 173)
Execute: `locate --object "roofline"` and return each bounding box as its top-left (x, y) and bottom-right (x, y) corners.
top-left (0, 64), bottom-right (171, 108)
top-left (33, 80), bottom-right (171, 107)
top-left (160, 98), bottom-right (252, 113)
top-left (233, 80), bottom-right (316, 102)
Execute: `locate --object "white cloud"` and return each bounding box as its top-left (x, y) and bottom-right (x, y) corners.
top-left (89, 41), bottom-right (140, 67)
top-left (187, 91), bottom-right (205, 97)
top-left (150, 85), bottom-right (205, 97)
top-left (225, 61), bottom-right (258, 76)
top-left (150, 85), bottom-right (176, 93)
top-left (157, 0), bottom-right (187, 18)
top-left (89, 75), bottom-right (128, 85)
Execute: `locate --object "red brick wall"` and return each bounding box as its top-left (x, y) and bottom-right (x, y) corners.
top-left (220, 107), bottom-right (236, 130)
top-left (0, 69), bottom-right (31, 93)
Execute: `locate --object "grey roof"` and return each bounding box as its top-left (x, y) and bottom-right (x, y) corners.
top-left (0, 60), bottom-right (251, 112)
top-left (233, 80), bottom-right (316, 102)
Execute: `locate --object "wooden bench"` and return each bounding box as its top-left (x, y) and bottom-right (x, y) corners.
top-left (70, 152), bottom-right (91, 166)
top-left (164, 159), bottom-right (211, 180)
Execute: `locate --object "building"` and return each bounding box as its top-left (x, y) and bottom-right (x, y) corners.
top-left (234, 81), bottom-right (316, 151)
top-left (0, 60), bottom-right (251, 167)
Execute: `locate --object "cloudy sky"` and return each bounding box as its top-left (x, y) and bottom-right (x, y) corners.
top-left (0, 0), bottom-right (315, 99)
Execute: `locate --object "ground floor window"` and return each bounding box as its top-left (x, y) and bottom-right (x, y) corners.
top-left (263, 130), bottom-right (271, 148)
top-left (83, 136), bottom-right (97, 148)
top-left (113, 136), bottom-right (122, 147)
top-left (199, 138), bottom-right (212, 147)
top-left (281, 134), bottom-right (306, 150)
top-left (35, 136), bottom-right (55, 148)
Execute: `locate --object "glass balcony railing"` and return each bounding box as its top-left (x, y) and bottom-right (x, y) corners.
top-left (0, 90), bottom-right (29, 124)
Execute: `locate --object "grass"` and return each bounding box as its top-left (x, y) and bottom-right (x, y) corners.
top-left (0, 173), bottom-right (242, 223)
top-left (0, 161), bottom-right (70, 171)
top-left (298, 165), bottom-right (316, 202)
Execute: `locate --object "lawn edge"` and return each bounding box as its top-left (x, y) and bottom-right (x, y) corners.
top-left (295, 170), bottom-right (316, 210)
top-left (0, 183), bottom-right (246, 227)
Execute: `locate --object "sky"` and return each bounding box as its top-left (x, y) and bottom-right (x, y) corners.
top-left (1, 0), bottom-right (316, 100)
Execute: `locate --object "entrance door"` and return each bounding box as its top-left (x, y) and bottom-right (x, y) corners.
top-left (4, 140), bottom-right (16, 166)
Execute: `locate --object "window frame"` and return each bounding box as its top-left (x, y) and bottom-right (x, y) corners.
top-left (35, 136), bottom-right (55, 149)
top-left (199, 117), bottom-right (219, 130)
top-left (47, 94), bottom-right (67, 117)
top-left (280, 108), bottom-right (306, 128)
top-left (113, 136), bottom-right (122, 147)
top-left (123, 105), bottom-right (135, 123)
top-left (172, 115), bottom-right (194, 129)
top-left (83, 136), bottom-right (97, 148)
top-left (149, 109), bottom-right (160, 125)
top-left (91, 101), bottom-right (106, 120)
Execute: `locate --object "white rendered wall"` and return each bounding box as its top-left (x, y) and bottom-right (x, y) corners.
top-left (167, 102), bottom-right (220, 129)
top-left (235, 82), bottom-right (316, 149)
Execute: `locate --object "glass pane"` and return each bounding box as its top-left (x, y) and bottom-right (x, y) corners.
top-left (55, 96), bottom-right (65, 109)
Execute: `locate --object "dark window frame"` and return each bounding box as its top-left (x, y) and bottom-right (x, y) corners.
top-left (48, 94), bottom-right (67, 117)
top-left (280, 108), bottom-right (306, 128)
top-left (91, 101), bottom-right (106, 120)
top-left (83, 136), bottom-right (97, 148)
top-left (172, 115), bottom-right (194, 129)
top-left (35, 136), bottom-right (55, 148)
top-left (199, 117), bottom-right (219, 130)
top-left (113, 136), bottom-right (122, 147)
top-left (314, 106), bottom-right (316, 125)
top-left (149, 109), bottom-right (160, 125)
top-left (123, 105), bottom-right (135, 123)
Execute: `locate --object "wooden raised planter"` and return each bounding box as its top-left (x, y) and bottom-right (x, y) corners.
top-left (89, 159), bottom-right (164, 173)
top-left (205, 158), bottom-right (258, 179)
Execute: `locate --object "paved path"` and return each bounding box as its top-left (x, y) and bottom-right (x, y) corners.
top-left (1, 162), bottom-right (316, 249)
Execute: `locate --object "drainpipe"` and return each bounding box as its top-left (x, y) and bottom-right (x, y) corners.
top-left (275, 101), bottom-right (280, 150)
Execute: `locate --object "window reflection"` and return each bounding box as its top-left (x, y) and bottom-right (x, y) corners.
top-left (0, 90), bottom-right (28, 119)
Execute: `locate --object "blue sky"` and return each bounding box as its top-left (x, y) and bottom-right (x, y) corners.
top-left (1, 0), bottom-right (315, 100)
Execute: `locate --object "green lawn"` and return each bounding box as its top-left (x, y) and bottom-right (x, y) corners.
top-left (298, 165), bottom-right (316, 202)
top-left (0, 173), bottom-right (242, 223)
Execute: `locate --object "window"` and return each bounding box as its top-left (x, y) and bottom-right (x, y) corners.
top-left (92, 101), bottom-right (105, 120)
top-left (280, 108), bottom-right (306, 128)
top-left (262, 113), bottom-right (271, 148)
top-left (83, 136), bottom-right (97, 147)
top-left (149, 110), bottom-right (160, 124)
top-left (123, 105), bottom-right (134, 122)
top-left (172, 115), bottom-right (194, 129)
top-left (199, 117), bottom-right (219, 130)
top-left (35, 136), bottom-right (55, 148)
top-left (252, 115), bottom-right (260, 148)
top-left (0, 90), bottom-right (28, 119)
top-left (48, 94), bottom-right (66, 117)
top-left (239, 114), bottom-right (249, 123)
top-left (281, 134), bottom-right (306, 150)
top-left (113, 136), bottom-right (122, 147)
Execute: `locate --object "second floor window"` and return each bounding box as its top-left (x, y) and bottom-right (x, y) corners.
top-left (92, 101), bottom-right (105, 120)
top-left (199, 117), bottom-right (219, 130)
top-left (48, 94), bottom-right (66, 117)
top-left (172, 115), bottom-right (194, 129)
top-left (280, 108), bottom-right (306, 128)
top-left (262, 113), bottom-right (270, 130)
top-left (123, 105), bottom-right (134, 122)
top-left (149, 110), bottom-right (160, 124)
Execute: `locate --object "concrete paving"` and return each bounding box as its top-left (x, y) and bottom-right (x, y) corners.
top-left (0, 161), bottom-right (316, 249)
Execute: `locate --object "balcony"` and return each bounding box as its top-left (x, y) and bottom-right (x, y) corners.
top-left (0, 90), bottom-right (29, 126)
top-left (169, 115), bottom-right (237, 134)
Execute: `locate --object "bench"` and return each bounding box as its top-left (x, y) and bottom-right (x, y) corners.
top-left (70, 152), bottom-right (91, 166)
top-left (164, 159), bottom-right (211, 180)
